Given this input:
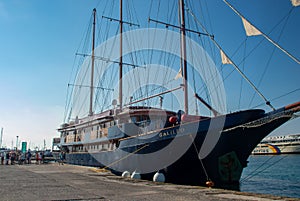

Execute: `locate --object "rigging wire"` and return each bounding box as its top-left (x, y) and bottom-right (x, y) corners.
top-left (186, 32), bottom-right (199, 114)
top-left (95, 3), bottom-right (119, 112)
top-left (196, 38), bottom-right (247, 110)
top-left (124, 1), bottom-right (153, 107)
top-left (202, 0), bottom-right (215, 57)
top-left (78, 2), bottom-right (114, 114)
top-left (248, 7), bottom-right (295, 107)
top-left (251, 87), bottom-right (300, 109)
top-left (146, 1), bottom-right (178, 108)
top-left (95, 0), bottom-right (104, 10)
top-left (67, 1), bottom-right (298, 117)
top-left (186, 0), bottom-right (204, 114)
top-left (97, 32), bottom-right (120, 112)
top-left (187, 7), bottom-right (275, 111)
top-left (144, 1), bottom-right (181, 108)
top-left (97, 1), bottom-right (119, 111)
top-left (223, 0), bottom-right (300, 65)
top-left (65, 12), bottom-right (95, 121)
top-left (185, 5), bottom-right (237, 109)
top-left (187, 3), bottom-right (299, 112)
top-left (238, 38), bottom-right (247, 109)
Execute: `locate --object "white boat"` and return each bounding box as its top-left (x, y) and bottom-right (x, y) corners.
top-left (252, 134), bottom-right (300, 154)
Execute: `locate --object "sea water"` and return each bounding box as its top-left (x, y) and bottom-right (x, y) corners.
top-left (240, 154), bottom-right (300, 198)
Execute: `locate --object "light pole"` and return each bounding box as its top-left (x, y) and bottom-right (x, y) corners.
top-left (16, 136), bottom-right (19, 151)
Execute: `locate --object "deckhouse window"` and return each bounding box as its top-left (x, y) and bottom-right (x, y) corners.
top-left (131, 116), bottom-right (137, 123)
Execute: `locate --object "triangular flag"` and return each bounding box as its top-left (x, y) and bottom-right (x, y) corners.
top-left (291, 0), bottom-right (300, 6)
top-left (242, 17), bottom-right (262, 36)
top-left (175, 68), bottom-right (182, 79)
top-left (220, 50), bottom-right (232, 64)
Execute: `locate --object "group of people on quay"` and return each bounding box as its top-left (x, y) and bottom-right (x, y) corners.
top-left (0, 150), bottom-right (46, 165)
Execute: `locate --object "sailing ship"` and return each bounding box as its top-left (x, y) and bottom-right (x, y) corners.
top-left (57, 0), bottom-right (300, 189)
top-left (252, 134), bottom-right (300, 155)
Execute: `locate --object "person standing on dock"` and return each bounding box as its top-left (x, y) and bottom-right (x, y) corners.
top-left (1, 152), bottom-right (4, 165)
top-left (27, 150), bottom-right (32, 164)
top-left (10, 152), bottom-right (15, 165)
top-left (59, 151), bottom-right (65, 165)
top-left (41, 152), bottom-right (45, 164)
top-left (35, 152), bottom-right (39, 164)
top-left (5, 152), bottom-right (9, 165)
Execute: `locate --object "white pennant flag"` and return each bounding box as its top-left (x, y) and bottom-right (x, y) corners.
top-left (175, 68), bottom-right (183, 79)
top-left (220, 50), bottom-right (232, 64)
top-left (291, 0), bottom-right (300, 6)
top-left (242, 17), bottom-right (262, 36)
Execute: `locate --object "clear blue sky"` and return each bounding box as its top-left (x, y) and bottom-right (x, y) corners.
top-left (0, 0), bottom-right (299, 149)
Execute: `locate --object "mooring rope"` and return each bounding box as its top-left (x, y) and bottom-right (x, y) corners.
top-left (189, 134), bottom-right (210, 182)
top-left (100, 144), bottom-right (149, 170)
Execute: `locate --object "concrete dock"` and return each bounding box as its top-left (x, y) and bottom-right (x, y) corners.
top-left (0, 163), bottom-right (298, 201)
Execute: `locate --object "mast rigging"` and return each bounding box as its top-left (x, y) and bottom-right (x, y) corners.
top-left (101, 0), bottom-right (139, 111)
top-left (223, 0), bottom-right (300, 65)
top-left (186, 7), bottom-right (275, 111)
top-left (150, 1), bottom-right (213, 115)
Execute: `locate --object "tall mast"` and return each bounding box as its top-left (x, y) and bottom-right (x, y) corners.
top-left (179, 0), bottom-right (188, 114)
top-left (119, 0), bottom-right (123, 110)
top-left (101, 0), bottom-right (138, 111)
top-left (89, 8), bottom-right (96, 116)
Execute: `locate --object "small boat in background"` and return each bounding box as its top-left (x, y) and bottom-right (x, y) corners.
top-left (252, 134), bottom-right (300, 155)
